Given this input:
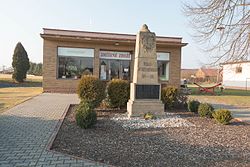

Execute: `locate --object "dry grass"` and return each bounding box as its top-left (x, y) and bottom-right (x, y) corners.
top-left (0, 74), bottom-right (42, 80)
top-left (0, 87), bottom-right (43, 113)
top-left (0, 74), bottom-right (43, 113)
top-left (189, 95), bottom-right (250, 107)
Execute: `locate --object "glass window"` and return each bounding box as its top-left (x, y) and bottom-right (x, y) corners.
top-left (57, 47), bottom-right (94, 79)
top-left (99, 51), bottom-right (131, 80)
top-left (157, 52), bottom-right (170, 81)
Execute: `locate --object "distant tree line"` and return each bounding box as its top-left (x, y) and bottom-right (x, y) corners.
top-left (28, 62), bottom-right (42, 76)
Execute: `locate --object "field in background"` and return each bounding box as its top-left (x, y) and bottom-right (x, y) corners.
top-left (0, 74), bottom-right (43, 113)
top-left (0, 74), bottom-right (42, 87)
top-left (188, 84), bottom-right (250, 107)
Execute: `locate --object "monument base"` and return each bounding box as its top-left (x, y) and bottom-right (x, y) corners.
top-left (127, 99), bottom-right (165, 118)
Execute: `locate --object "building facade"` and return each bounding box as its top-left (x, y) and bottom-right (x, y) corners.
top-left (222, 61), bottom-right (250, 89)
top-left (195, 68), bottom-right (220, 83)
top-left (41, 28), bottom-right (187, 93)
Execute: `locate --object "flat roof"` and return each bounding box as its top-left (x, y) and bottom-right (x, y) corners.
top-left (41, 28), bottom-right (187, 47)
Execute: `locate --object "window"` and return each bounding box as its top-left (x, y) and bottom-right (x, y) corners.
top-left (236, 66), bottom-right (242, 73)
top-left (57, 47), bottom-right (94, 79)
top-left (157, 52), bottom-right (170, 81)
top-left (99, 51), bottom-right (131, 80)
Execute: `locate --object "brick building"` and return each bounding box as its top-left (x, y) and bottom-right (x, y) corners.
top-left (195, 68), bottom-right (220, 83)
top-left (41, 28), bottom-right (187, 93)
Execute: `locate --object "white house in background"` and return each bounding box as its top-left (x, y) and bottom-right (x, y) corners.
top-left (222, 61), bottom-right (250, 89)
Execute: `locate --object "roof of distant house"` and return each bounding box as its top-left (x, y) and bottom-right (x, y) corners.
top-left (181, 69), bottom-right (198, 78)
top-left (200, 68), bottom-right (218, 77)
top-left (220, 60), bottom-right (250, 65)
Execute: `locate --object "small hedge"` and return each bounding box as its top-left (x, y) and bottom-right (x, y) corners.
top-left (198, 103), bottom-right (214, 118)
top-left (212, 109), bottom-right (233, 125)
top-left (75, 102), bottom-right (97, 129)
top-left (77, 75), bottom-right (106, 108)
top-left (187, 100), bottom-right (200, 112)
top-left (161, 86), bottom-right (188, 109)
top-left (161, 86), bottom-right (178, 109)
top-left (107, 79), bottom-right (130, 109)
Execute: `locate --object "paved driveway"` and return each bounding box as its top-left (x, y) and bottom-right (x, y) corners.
top-left (0, 93), bottom-right (104, 167)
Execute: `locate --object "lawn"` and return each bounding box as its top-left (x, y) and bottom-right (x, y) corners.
top-left (0, 74), bottom-right (43, 113)
top-left (188, 84), bottom-right (250, 107)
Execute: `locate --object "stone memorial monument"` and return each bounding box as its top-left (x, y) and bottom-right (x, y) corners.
top-left (127, 24), bottom-right (165, 117)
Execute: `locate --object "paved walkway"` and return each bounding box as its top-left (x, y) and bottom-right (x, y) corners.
top-left (0, 93), bottom-right (104, 167)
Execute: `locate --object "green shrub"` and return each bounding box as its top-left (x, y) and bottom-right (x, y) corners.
top-left (144, 112), bottom-right (156, 120)
top-left (212, 109), bottom-right (233, 125)
top-left (77, 75), bottom-right (106, 108)
top-left (198, 103), bottom-right (214, 118)
top-left (161, 87), bottom-right (178, 109)
top-left (161, 86), bottom-right (188, 109)
top-left (75, 102), bottom-right (97, 129)
top-left (187, 100), bottom-right (200, 112)
top-left (107, 79), bottom-right (130, 109)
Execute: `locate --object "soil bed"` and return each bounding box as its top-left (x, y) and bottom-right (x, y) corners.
top-left (51, 105), bottom-right (250, 167)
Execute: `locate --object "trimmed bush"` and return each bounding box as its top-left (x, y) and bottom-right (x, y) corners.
top-left (107, 79), bottom-right (130, 109)
top-left (198, 103), bottom-right (214, 118)
top-left (161, 87), bottom-right (178, 109)
top-left (144, 112), bottom-right (156, 120)
top-left (212, 109), bottom-right (233, 125)
top-left (75, 102), bottom-right (97, 129)
top-left (77, 75), bottom-right (106, 108)
top-left (187, 100), bottom-right (200, 112)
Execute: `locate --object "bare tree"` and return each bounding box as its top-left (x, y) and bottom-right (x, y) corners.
top-left (184, 0), bottom-right (250, 64)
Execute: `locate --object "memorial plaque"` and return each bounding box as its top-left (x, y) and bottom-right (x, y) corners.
top-left (135, 85), bottom-right (160, 99)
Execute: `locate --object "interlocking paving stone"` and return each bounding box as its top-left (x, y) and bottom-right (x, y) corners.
top-left (0, 93), bottom-right (106, 166)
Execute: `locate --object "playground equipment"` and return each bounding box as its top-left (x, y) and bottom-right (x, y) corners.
top-left (194, 82), bottom-right (222, 95)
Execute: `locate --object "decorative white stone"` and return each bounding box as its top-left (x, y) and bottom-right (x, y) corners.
top-left (111, 113), bottom-right (195, 130)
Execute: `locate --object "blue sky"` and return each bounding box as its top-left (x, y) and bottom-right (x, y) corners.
top-left (0, 0), bottom-right (206, 69)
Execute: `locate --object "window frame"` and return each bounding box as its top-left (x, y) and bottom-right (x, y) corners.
top-left (56, 46), bottom-right (95, 80)
top-left (235, 66), bottom-right (242, 74)
top-left (157, 52), bottom-right (170, 81)
top-left (99, 50), bottom-right (132, 81)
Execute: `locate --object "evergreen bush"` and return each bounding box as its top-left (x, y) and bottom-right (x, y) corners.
top-left (198, 103), bottom-right (214, 118)
top-left (75, 102), bottom-right (97, 129)
top-left (187, 100), bottom-right (200, 112)
top-left (161, 86), bottom-right (178, 109)
top-left (107, 79), bottom-right (130, 109)
top-left (12, 42), bottom-right (30, 82)
top-left (77, 75), bottom-right (105, 108)
top-left (212, 109), bottom-right (233, 125)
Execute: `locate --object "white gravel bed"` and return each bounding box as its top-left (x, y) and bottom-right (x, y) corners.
top-left (110, 112), bottom-right (195, 130)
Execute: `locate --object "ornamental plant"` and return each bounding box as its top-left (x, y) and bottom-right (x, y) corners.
top-left (107, 79), bottom-right (130, 109)
top-left (198, 103), bottom-right (214, 118)
top-left (212, 109), bottom-right (233, 125)
top-left (187, 100), bottom-right (200, 112)
top-left (75, 102), bottom-right (97, 129)
top-left (161, 86), bottom-right (178, 109)
top-left (144, 112), bottom-right (156, 120)
top-left (77, 75), bottom-right (106, 108)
